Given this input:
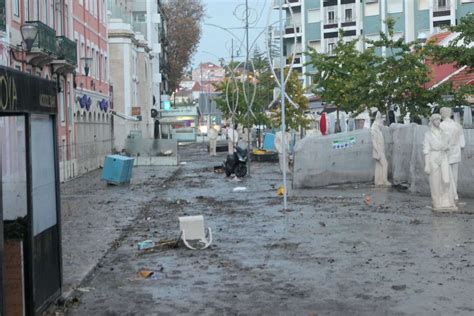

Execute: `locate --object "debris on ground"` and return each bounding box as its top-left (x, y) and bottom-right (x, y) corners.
top-left (138, 269), bottom-right (154, 279)
top-left (409, 219), bottom-right (422, 225)
top-left (76, 287), bottom-right (95, 293)
top-left (214, 165), bottom-right (224, 173)
top-left (319, 222), bottom-right (326, 227)
top-left (364, 195), bottom-right (372, 205)
top-left (233, 187), bottom-right (247, 192)
top-left (277, 186), bottom-right (285, 196)
top-left (391, 284), bottom-right (407, 291)
top-left (137, 239), bottom-right (180, 255)
top-left (180, 162), bottom-right (187, 165)
top-left (137, 240), bottom-right (155, 250)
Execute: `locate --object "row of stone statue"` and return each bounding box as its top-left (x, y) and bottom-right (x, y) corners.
top-left (372, 107), bottom-right (466, 211)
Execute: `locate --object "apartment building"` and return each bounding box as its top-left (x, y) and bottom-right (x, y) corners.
top-left (107, 0), bottom-right (168, 151)
top-left (72, 0), bottom-right (112, 179)
top-left (274, 0), bottom-right (474, 86)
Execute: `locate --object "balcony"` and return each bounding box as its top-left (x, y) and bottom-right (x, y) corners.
top-left (284, 24), bottom-right (302, 37)
top-left (24, 21), bottom-right (57, 66)
top-left (52, 36), bottom-right (77, 74)
top-left (273, 0), bottom-right (301, 8)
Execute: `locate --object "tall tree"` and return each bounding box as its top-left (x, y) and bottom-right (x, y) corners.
top-left (307, 33), bottom-right (375, 131)
top-left (429, 13), bottom-right (474, 69)
top-left (163, 0), bottom-right (205, 92)
top-left (366, 18), bottom-right (446, 120)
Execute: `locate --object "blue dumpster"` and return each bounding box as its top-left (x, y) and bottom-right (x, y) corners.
top-left (102, 155), bottom-right (135, 185)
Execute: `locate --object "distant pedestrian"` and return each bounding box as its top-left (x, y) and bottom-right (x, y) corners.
top-left (227, 125), bottom-right (239, 154)
top-left (208, 126), bottom-right (218, 156)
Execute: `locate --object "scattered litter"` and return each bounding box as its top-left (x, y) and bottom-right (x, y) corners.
top-left (231, 176), bottom-right (242, 182)
top-left (364, 195), bottom-right (372, 205)
top-left (214, 165), bottom-right (224, 173)
top-left (137, 239), bottom-right (180, 255)
top-left (391, 284), bottom-right (407, 291)
top-left (138, 269), bottom-right (154, 279)
top-left (233, 187), bottom-right (247, 192)
top-left (319, 222), bottom-right (326, 227)
top-left (76, 287), bottom-right (94, 293)
top-left (162, 150), bottom-right (173, 156)
top-left (277, 186), bottom-right (285, 196)
top-left (409, 219), bottom-right (422, 225)
top-left (146, 217), bottom-right (152, 221)
top-left (137, 240), bottom-right (155, 250)
top-left (180, 162), bottom-right (187, 165)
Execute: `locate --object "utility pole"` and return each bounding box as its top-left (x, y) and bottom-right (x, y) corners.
top-left (245, 0), bottom-right (252, 177)
top-left (279, 0), bottom-right (288, 209)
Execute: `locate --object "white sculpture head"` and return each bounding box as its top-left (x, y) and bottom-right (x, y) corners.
top-left (372, 111), bottom-right (383, 129)
top-left (430, 113), bottom-right (442, 128)
top-left (440, 107), bottom-right (452, 120)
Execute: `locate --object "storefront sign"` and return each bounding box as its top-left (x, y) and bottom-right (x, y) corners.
top-left (0, 66), bottom-right (56, 114)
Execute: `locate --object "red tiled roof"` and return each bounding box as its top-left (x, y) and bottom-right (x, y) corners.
top-left (427, 32), bottom-right (451, 45)
top-left (425, 32), bottom-right (474, 90)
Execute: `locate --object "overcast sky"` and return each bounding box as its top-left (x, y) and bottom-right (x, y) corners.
top-left (192, 0), bottom-right (273, 68)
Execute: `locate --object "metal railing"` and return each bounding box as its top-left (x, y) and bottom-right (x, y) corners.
top-left (25, 21), bottom-right (57, 55)
top-left (56, 36), bottom-right (77, 65)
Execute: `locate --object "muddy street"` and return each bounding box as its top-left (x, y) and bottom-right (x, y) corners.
top-left (58, 143), bottom-right (474, 316)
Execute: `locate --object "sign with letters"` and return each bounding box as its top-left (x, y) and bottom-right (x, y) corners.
top-left (0, 66), bottom-right (57, 114)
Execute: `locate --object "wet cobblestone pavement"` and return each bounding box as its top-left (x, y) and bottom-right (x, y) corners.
top-left (51, 143), bottom-right (474, 316)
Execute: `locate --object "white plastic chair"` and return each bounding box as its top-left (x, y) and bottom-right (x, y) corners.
top-left (179, 215), bottom-right (213, 250)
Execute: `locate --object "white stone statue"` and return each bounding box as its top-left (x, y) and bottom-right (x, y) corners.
top-left (423, 114), bottom-right (457, 211)
top-left (440, 107), bottom-right (466, 201)
top-left (275, 130), bottom-right (291, 174)
top-left (371, 112), bottom-right (391, 186)
top-left (226, 126), bottom-right (239, 154)
top-left (208, 126), bottom-right (218, 156)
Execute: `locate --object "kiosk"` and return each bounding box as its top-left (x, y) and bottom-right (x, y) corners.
top-left (0, 66), bottom-right (62, 315)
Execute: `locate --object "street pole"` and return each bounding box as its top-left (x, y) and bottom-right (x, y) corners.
top-left (245, 0), bottom-right (252, 177)
top-left (279, 0), bottom-right (288, 209)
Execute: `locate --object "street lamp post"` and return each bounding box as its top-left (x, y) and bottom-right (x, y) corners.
top-left (20, 24), bottom-right (38, 51)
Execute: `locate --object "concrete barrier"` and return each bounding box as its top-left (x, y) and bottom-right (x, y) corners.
top-left (293, 125), bottom-right (474, 198)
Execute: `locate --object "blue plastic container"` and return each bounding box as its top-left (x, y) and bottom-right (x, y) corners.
top-left (101, 155), bottom-right (135, 185)
top-left (263, 133), bottom-right (276, 151)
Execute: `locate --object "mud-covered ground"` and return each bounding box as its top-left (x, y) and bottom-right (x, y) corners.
top-left (55, 143), bottom-right (473, 316)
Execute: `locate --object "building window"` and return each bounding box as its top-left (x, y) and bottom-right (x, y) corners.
top-left (104, 56), bottom-right (108, 81)
top-left (438, 0), bottom-right (447, 8)
top-left (327, 42), bottom-right (336, 55)
top-left (308, 9), bottom-right (320, 23)
top-left (13, 0), bottom-right (20, 17)
top-left (328, 11), bottom-right (335, 24)
top-left (24, 0), bottom-right (30, 20)
top-left (345, 9), bottom-right (352, 22)
top-left (60, 79), bottom-right (66, 123)
top-left (42, 0), bottom-right (47, 24)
